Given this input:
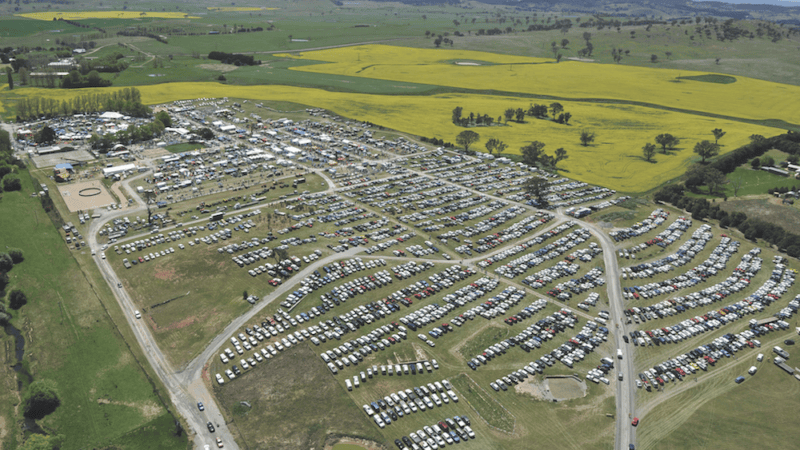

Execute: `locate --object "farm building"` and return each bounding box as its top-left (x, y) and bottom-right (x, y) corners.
top-left (37, 145), bottom-right (65, 155)
top-left (762, 166), bottom-right (789, 177)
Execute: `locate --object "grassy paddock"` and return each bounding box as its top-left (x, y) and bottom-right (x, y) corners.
top-left (0, 170), bottom-right (186, 450)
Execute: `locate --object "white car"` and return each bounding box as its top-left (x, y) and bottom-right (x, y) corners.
top-left (215, 373), bottom-right (224, 385)
top-left (134, 310), bottom-right (141, 319)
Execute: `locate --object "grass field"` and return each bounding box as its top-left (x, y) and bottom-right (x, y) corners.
top-left (719, 198), bottom-right (800, 236)
top-left (0, 170), bottom-right (186, 450)
top-left (214, 343), bottom-right (384, 450)
top-left (687, 166), bottom-right (800, 198)
top-left (164, 142), bottom-right (204, 154)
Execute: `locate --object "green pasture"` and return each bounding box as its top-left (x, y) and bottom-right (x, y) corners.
top-left (0, 170), bottom-right (186, 450)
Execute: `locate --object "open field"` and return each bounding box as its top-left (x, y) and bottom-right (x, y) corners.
top-left (0, 171), bottom-right (186, 450)
top-left (637, 331), bottom-right (800, 450)
top-left (719, 198), bottom-right (800, 236)
top-left (215, 343), bottom-right (383, 450)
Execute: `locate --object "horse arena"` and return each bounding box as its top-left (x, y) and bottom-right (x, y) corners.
top-left (58, 180), bottom-right (117, 212)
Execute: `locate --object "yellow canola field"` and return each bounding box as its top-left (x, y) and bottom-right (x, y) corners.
top-left (17, 11), bottom-right (199, 21)
top-left (208, 7), bottom-right (275, 11)
top-left (7, 84), bottom-right (774, 192)
top-left (283, 45), bottom-right (800, 125)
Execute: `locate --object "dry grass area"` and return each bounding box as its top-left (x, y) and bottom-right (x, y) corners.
top-left (197, 63), bottom-right (240, 73)
top-left (719, 197), bottom-right (800, 235)
top-left (215, 344), bottom-right (382, 450)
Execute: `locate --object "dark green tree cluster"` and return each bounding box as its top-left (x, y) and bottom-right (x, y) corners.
top-left (23, 379), bottom-right (61, 419)
top-left (520, 141), bottom-right (568, 170)
top-left (208, 51), bottom-right (260, 66)
top-left (60, 69), bottom-right (112, 89)
top-left (451, 107), bottom-right (495, 127)
top-left (0, 130), bottom-right (24, 193)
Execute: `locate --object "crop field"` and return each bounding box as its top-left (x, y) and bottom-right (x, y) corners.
top-left (282, 44), bottom-right (800, 126)
top-left (3, 85), bottom-right (774, 193)
top-left (17, 11), bottom-right (200, 20)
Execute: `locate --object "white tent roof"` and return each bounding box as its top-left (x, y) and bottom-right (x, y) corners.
top-left (99, 111), bottom-right (124, 119)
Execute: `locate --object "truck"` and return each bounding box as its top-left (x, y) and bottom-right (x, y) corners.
top-left (617, 349), bottom-right (623, 359)
top-left (210, 212), bottom-right (224, 222)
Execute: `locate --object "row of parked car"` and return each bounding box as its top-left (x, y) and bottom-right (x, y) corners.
top-left (624, 237), bottom-right (740, 299)
top-left (608, 208), bottom-right (671, 242)
top-left (637, 312), bottom-right (797, 392)
top-left (495, 228), bottom-right (594, 279)
top-left (364, 379), bottom-right (459, 428)
top-left (619, 215), bottom-right (691, 256)
top-left (393, 415), bottom-right (476, 449)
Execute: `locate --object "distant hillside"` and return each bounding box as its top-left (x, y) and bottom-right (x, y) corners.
top-left (375, 0), bottom-right (800, 24)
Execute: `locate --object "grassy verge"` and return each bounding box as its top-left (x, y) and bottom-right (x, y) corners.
top-left (450, 374), bottom-right (515, 433)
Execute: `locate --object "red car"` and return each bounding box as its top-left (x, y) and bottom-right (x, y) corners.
top-left (631, 417), bottom-right (639, 427)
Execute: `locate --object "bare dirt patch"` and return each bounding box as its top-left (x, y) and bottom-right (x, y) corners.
top-left (547, 376), bottom-right (587, 400)
top-left (149, 314), bottom-right (198, 332)
top-left (57, 180), bottom-right (116, 212)
top-left (324, 436), bottom-right (385, 450)
top-left (153, 267), bottom-right (178, 281)
top-left (515, 376), bottom-right (587, 402)
top-left (96, 398), bottom-right (162, 420)
top-left (197, 63), bottom-right (239, 73)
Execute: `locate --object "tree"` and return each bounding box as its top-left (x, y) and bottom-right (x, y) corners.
top-left (2, 175), bottom-right (21, 192)
top-left (8, 249), bottom-right (23, 264)
top-left (549, 102), bottom-right (563, 120)
top-left (521, 141), bottom-right (547, 166)
top-left (705, 167), bottom-right (728, 194)
top-left (0, 253), bottom-right (12, 272)
top-left (562, 112), bottom-right (572, 125)
top-left (761, 155), bottom-right (775, 167)
top-left (9, 289), bottom-right (27, 310)
top-left (514, 108), bottom-right (525, 122)
top-left (561, 38), bottom-right (569, 49)
top-left (553, 148), bottom-right (568, 168)
top-left (23, 379), bottom-right (61, 419)
top-left (524, 176), bottom-right (550, 208)
top-left (452, 106), bottom-right (463, 125)
top-left (455, 130), bottom-right (480, 151)
top-left (274, 247), bottom-right (289, 263)
top-left (242, 290), bottom-right (249, 300)
top-left (485, 138), bottom-right (507, 156)
top-left (18, 67), bottom-right (29, 86)
top-left (642, 143), bottom-right (657, 162)
top-left (579, 130), bottom-right (596, 147)
top-left (751, 157), bottom-right (761, 169)
top-left (196, 128), bottom-right (215, 140)
top-left (6, 67), bottom-right (12, 90)
top-left (665, 51), bottom-right (672, 60)
top-left (749, 134), bottom-right (765, 144)
top-left (503, 108), bottom-right (514, 124)
top-left (582, 31), bottom-right (592, 45)
top-left (0, 271), bottom-right (8, 291)
top-left (731, 177), bottom-right (743, 197)
top-left (34, 126), bottom-right (56, 144)
top-left (655, 133), bottom-right (679, 153)
top-left (693, 140), bottom-right (719, 163)
top-left (711, 128), bottom-right (726, 144)
top-left (155, 110), bottom-right (172, 128)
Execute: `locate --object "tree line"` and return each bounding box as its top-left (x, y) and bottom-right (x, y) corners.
top-left (451, 102), bottom-right (572, 128)
top-left (15, 87), bottom-right (149, 121)
top-left (208, 51), bottom-right (260, 66)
